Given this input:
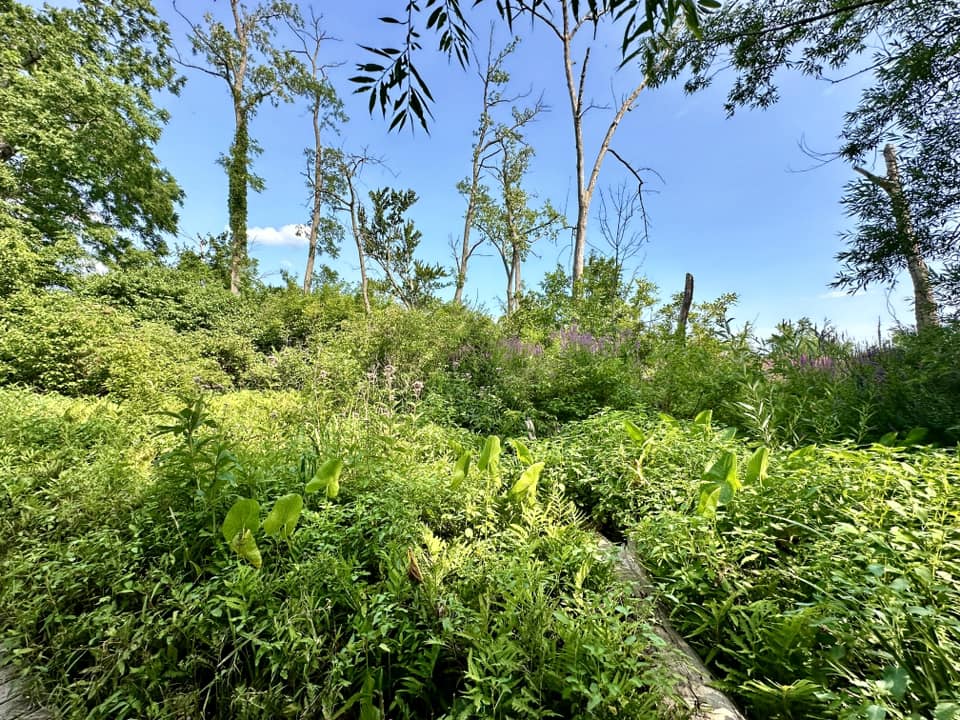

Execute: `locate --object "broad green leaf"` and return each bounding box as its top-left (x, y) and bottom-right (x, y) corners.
top-left (326, 474), bottom-right (340, 500)
top-left (306, 458), bottom-right (344, 495)
top-left (451, 450), bottom-right (471, 488)
top-left (902, 427), bottom-right (928, 445)
top-left (693, 409), bottom-right (713, 429)
top-left (262, 493), bottom-right (304, 538)
top-left (623, 420), bottom-right (646, 447)
top-left (509, 438), bottom-right (534, 466)
top-left (745, 446), bottom-right (770, 485)
top-left (222, 498), bottom-right (260, 544)
top-left (696, 484), bottom-right (721, 517)
top-left (716, 427), bottom-right (737, 441)
top-left (786, 445), bottom-right (817, 464)
top-left (877, 431), bottom-right (899, 447)
top-left (934, 703), bottom-right (960, 720)
top-left (880, 665), bottom-right (910, 701)
top-left (509, 461), bottom-right (545, 503)
top-left (229, 528), bottom-right (263, 569)
top-left (477, 436), bottom-right (501, 475)
top-left (703, 451), bottom-right (739, 491)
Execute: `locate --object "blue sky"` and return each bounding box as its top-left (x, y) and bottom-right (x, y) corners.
top-left (144, 0), bottom-right (913, 340)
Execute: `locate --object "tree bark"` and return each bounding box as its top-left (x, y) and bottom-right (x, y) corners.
top-left (508, 247), bottom-right (522, 315)
top-left (347, 179), bottom-right (371, 314)
top-left (882, 144), bottom-right (938, 330)
top-left (853, 144), bottom-right (939, 330)
top-left (598, 537), bottom-right (748, 720)
top-left (303, 104), bottom-right (324, 293)
top-left (677, 272), bottom-right (694, 340)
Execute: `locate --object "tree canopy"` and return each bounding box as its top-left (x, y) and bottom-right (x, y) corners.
top-left (0, 0), bottom-right (183, 275)
top-left (681, 0), bottom-right (960, 318)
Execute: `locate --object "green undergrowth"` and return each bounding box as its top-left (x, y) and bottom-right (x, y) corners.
top-left (549, 410), bottom-right (960, 720)
top-left (0, 389), bottom-right (681, 719)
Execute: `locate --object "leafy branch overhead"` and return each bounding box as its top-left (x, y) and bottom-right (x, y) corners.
top-left (352, 0), bottom-right (720, 131)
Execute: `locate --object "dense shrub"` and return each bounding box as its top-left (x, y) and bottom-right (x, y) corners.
top-left (0, 290), bottom-right (229, 398)
top-left (83, 264), bottom-right (248, 333)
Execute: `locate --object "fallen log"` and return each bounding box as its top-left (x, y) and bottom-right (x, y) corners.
top-left (0, 665), bottom-right (47, 720)
top-left (598, 536), bottom-right (747, 720)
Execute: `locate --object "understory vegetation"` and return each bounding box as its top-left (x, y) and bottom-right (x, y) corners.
top-left (1, 271), bottom-right (959, 719)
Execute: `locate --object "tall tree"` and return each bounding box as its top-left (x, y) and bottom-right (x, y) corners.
top-left (683, 0), bottom-right (960, 321)
top-left (471, 123), bottom-right (564, 315)
top-left (176, 0), bottom-right (304, 295)
top-left (837, 144), bottom-right (941, 329)
top-left (512, 0), bottom-right (677, 293)
top-left (453, 33), bottom-right (544, 304)
top-left (358, 188), bottom-right (448, 308)
top-left (315, 148), bottom-right (383, 314)
top-left (0, 0), bottom-right (183, 286)
top-left (288, 8), bottom-right (347, 294)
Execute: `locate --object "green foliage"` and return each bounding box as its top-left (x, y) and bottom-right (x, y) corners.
top-left (359, 187), bottom-right (448, 308)
top-left (0, 0), bottom-right (182, 266)
top-left (0, 390), bottom-right (680, 719)
top-left (357, 0), bottom-right (713, 131)
top-left (0, 290), bottom-right (228, 398)
top-left (549, 408), bottom-right (960, 719)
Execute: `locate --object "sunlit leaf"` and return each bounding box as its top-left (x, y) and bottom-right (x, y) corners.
top-left (262, 493), bottom-right (304, 538)
top-left (624, 419), bottom-right (646, 446)
top-left (477, 435), bottom-right (501, 474)
top-left (451, 450), bottom-right (472, 488)
top-left (509, 461), bottom-right (545, 503)
top-left (306, 458), bottom-right (344, 495)
top-left (509, 438), bottom-right (534, 466)
top-left (229, 528), bottom-right (262, 569)
top-left (745, 446), bottom-right (770, 485)
top-left (222, 498), bottom-right (260, 543)
top-left (696, 483), bottom-right (721, 517)
top-left (693, 409), bottom-right (713, 429)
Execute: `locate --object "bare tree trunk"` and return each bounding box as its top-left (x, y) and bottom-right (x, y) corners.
top-left (303, 142), bottom-right (323, 292)
top-left (508, 248), bottom-right (522, 315)
top-left (513, 258), bottom-right (522, 311)
top-left (455, 189), bottom-right (478, 304)
top-left (854, 144), bottom-right (938, 330)
top-left (348, 181), bottom-right (371, 314)
top-left (677, 272), bottom-right (694, 340)
top-left (882, 144), bottom-right (938, 330)
top-left (548, 0), bottom-right (652, 295)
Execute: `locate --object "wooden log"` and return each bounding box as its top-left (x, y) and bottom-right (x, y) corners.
top-left (598, 536), bottom-right (746, 720)
top-left (0, 665), bottom-right (48, 720)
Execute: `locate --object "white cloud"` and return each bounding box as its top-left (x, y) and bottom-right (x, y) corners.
top-left (247, 224), bottom-right (308, 247)
top-left (819, 289), bottom-right (852, 300)
top-left (279, 259), bottom-right (294, 270)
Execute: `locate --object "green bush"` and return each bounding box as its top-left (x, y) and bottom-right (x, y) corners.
top-left (0, 290), bottom-right (229, 398)
top-left (83, 264), bottom-right (248, 333)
